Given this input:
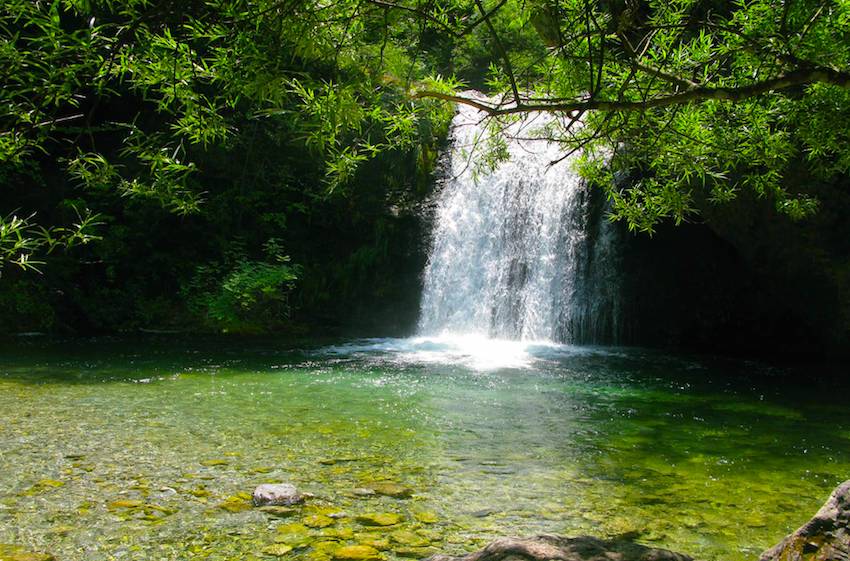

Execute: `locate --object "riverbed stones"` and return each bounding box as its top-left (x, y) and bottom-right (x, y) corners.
top-left (260, 506), bottom-right (298, 518)
top-left (304, 514), bottom-right (336, 528)
top-left (262, 544), bottom-right (294, 557)
top-left (366, 483), bottom-right (413, 499)
top-left (0, 545), bottom-right (55, 561)
top-left (333, 545), bottom-right (383, 561)
top-left (356, 513), bottom-right (403, 527)
top-left (424, 535), bottom-right (693, 561)
top-left (253, 484), bottom-right (304, 507)
top-left (759, 479), bottom-right (850, 561)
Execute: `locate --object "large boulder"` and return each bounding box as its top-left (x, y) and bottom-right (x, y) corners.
top-left (760, 480), bottom-right (850, 561)
top-left (425, 535), bottom-right (692, 561)
top-left (252, 483), bottom-right (304, 507)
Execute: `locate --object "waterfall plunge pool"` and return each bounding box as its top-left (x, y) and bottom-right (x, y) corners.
top-left (0, 335), bottom-right (847, 561)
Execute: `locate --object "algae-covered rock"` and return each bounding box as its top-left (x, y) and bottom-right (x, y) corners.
top-left (200, 459), bottom-right (229, 467)
top-left (108, 499), bottom-right (144, 510)
top-left (390, 530), bottom-right (431, 548)
top-left (254, 484), bottom-right (304, 507)
top-left (262, 544), bottom-right (294, 557)
top-left (260, 506), bottom-right (298, 518)
top-left (0, 544), bottom-right (55, 561)
top-left (395, 547), bottom-right (438, 558)
top-left (367, 483), bottom-right (413, 499)
top-left (333, 545), bottom-right (383, 561)
top-left (304, 514), bottom-right (335, 528)
top-left (413, 511), bottom-right (438, 524)
top-left (424, 535), bottom-right (692, 561)
top-left (355, 536), bottom-right (391, 551)
top-left (759, 479), bottom-right (850, 561)
top-left (219, 495), bottom-right (252, 513)
top-left (22, 480), bottom-right (64, 496)
top-left (320, 527), bottom-right (355, 540)
top-left (356, 513), bottom-right (403, 527)
top-left (275, 523), bottom-right (313, 548)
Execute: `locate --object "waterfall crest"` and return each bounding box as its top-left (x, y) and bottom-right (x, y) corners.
top-left (418, 98), bottom-right (622, 344)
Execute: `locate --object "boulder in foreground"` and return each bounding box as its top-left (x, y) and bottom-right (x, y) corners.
top-left (252, 483), bottom-right (304, 506)
top-left (425, 535), bottom-right (693, 561)
top-left (760, 479), bottom-right (850, 561)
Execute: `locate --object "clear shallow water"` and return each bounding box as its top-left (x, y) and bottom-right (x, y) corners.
top-left (0, 336), bottom-right (848, 561)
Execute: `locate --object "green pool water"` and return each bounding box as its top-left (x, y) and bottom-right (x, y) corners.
top-left (0, 335), bottom-right (847, 561)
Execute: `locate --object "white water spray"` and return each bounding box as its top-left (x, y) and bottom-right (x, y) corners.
top-left (418, 97), bottom-right (622, 344)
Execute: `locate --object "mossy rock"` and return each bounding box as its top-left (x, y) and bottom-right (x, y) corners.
top-left (22, 480), bottom-right (64, 496)
top-left (219, 495), bottom-right (252, 513)
top-left (304, 514), bottom-right (335, 528)
top-left (389, 531), bottom-right (430, 548)
top-left (353, 536), bottom-right (390, 551)
top-left (319, 527), bottom-right (354, 540)
top-left (275, 523), bottom-right (313, 548)
top-left (393, 547), bottom-right (438, 559)
top-left (0, 545), bottom-right (55, 561)
top-left (332, 545), bottom-right (383, 561)
top-left (200, 459), bottom-right (229, 467)
top-left (356, 513), bottom-right (403, 527)
top-left (260, 506), bottom-right (298, 518)
top-left (108, 499), bottom-right (144, 510)
top-left (261, 544), bottom-right (293, 557)
top-left (365, 483), bottom-right (412, 499)
top-left (412, 511), bottom-right (438, 524)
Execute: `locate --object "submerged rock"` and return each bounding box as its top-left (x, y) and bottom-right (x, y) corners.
top-left (367, 483), bottom-right (413, 499)
top-left (356, 513), bottom-right (403, 527)
top-left (260, 506), bottom-right (298, 518)
top-left (759, 480), bottom-right (850, 561)
top-left (262, 544), bottom-right (294, 557)
top-left (333, 545), bottom-right (383, 561)
top-left (424, 535), bottom-right (692, 561)
top-left (253, 484), bottom-right (304, 507)
top-left (0, 544), bottom-right (55, 561)
top-left (304, 514), bottom-right (336, 528)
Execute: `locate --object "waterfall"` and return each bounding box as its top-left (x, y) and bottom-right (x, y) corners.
top-left (417, 98), bottom-right (622, 344)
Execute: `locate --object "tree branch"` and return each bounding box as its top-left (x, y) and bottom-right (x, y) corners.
top-left (412, 66), bottom-right (850, 115)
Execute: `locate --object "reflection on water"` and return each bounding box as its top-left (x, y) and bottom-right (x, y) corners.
top-left (0, 336), bottom-right (847, 561)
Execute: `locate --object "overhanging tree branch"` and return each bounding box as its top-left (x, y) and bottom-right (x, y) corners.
top-left (412, 66), bottom-right (850, 115)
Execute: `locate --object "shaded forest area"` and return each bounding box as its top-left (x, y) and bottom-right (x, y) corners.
top-left (2, 0), bottom-right (850, 359)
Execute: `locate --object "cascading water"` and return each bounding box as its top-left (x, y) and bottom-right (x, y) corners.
top-left (418, 97), bottom-right (622, 344)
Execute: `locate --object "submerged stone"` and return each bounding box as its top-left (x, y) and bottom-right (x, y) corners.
top-left (319, 527), bottom-right (355, 540)
top-left (262, 544), bottom-right (294, 557)
top-left (219, 495), bottom-right (252, 513)
top-left (354, 536), bottom-right (390, 551)
top-left (304, 514), bottom-right (335, 528)
top-left (356, 513), bottom-right (403, 527)
top-left (413, 511), bottom-right (438, 524)
top-left (107, 499), bottom-right (144, 510)
top-left (395, 547), bottom-right (438, 558)
top-left (200, 459), bottom-right (229, 467)
top-left (275, 523), bottom-right (313, 548)
top-left (260, 506), bottom-right (298, 518)
top-left (0, 545), bottom-right (55, 561)
top-left (23, 480), bottom-right (64, 495)
top-left (254, 484), bottom-right (304, 507)
top-left (390, 530), bottom-right (431, 547)
top-left (366, 483), bottom-right (413, 499)
top-left (333, 545), bottom-right (383, 561)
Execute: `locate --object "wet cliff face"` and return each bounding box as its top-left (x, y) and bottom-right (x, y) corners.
top-left (616, 174), bottom-right (850, 360)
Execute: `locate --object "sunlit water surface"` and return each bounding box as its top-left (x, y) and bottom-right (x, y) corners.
top-left (0, 336), bottom-right (848, 561)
